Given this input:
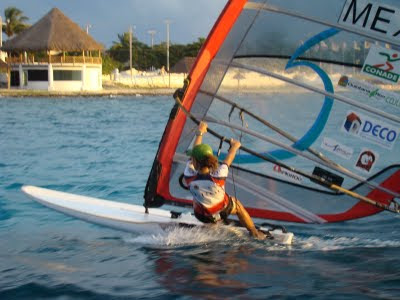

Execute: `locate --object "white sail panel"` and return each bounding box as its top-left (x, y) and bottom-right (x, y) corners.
top-left (145, 0), bottom-right (400, 223)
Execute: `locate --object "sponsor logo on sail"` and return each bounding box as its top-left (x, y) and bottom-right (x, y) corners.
top-left (362, 45), bottom-right (400, 84)
top-left (342, 111), bottom-right (399, 149)
top-left (343, 112), bottom-right (362, 134)
top-left (321, 137), bottom-right (353, 159)
top-left (339, 0), bottom-right (400, 44)
top-left (273, 165), bottom-right (303, 183)
top-left (355, 148), bottom-right (379, 173)
top-left (338, 76), bottom-right (349, 87)
top-left (338, 75), bottom-right (400, 109)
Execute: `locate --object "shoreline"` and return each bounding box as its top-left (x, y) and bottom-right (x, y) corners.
top-left (0, 85), bottom-right (176, 98)
top-left (2, 82), bottom-right (399, 98)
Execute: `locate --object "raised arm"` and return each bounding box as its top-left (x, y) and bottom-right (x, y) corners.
top-left (223, 139), bottom-right (241, 167)
top-left (193, 121), bottom-right (208, 146)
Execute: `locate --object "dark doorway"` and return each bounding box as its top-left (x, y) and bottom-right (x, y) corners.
top-left (10, 71), bottom-right (20, 87)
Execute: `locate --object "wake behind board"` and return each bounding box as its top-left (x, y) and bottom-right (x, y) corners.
top-left (21, 185), bottom-right (293, 245)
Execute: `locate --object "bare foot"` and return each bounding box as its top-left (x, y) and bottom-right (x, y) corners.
top-left (251, 229), bottom-right (267, 240)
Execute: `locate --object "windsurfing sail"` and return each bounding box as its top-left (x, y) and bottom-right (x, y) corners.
top-left (145, 0), bottom-right (400, 223)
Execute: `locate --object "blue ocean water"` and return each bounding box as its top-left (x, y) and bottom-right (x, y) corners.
top-left (1, 96), bottom-right (400, 299)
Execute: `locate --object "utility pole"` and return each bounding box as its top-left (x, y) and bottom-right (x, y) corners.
top-left (147, 30), bottom-right (156, 71)
top-left (165, 20), bottom-right (171, 87)
top-left (147, 30), bottom-right (156, 49)
top-left (129, 26), bottom-right (133, 85)
top-left (86, 24), bottom-right (92, 34)
top-left (165, 20), bottom-right (171, 72)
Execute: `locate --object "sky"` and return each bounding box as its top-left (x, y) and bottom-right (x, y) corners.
top-left (0, 0), bottom-right (227, 48)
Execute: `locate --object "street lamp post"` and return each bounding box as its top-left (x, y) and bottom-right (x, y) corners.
top-left (129, 26), bottom-right (133, 85)
top-left (165, 20), bottom-right (171, 87)
top-left (147, 30), bottom-right (156, 71)
top-left (86, 24), bottom-right (92, 34)
top-left (147, 30), bottom-right (156, 49)
top-left (165, 20), bottom-right (171, 72)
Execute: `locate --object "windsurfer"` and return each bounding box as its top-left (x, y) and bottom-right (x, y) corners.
top-left (184, 121), bottom-right (266, 240)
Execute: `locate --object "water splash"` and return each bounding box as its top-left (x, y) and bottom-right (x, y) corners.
top-left (296, 235), bottom-right (400, 251)
top-left (124, 224), bottom-right (244, 247)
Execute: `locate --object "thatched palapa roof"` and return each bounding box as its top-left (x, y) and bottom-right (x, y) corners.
top-left (170, 57), bottom-right (196, 73)
top-left (1, 8), bottom-right (103, 52)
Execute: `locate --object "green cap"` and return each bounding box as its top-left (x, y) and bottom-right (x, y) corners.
top-left (187, 144), bottom-right (214, 161)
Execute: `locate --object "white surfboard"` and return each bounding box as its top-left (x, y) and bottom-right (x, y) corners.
top-left (21, 185), bottom-right (294, 245)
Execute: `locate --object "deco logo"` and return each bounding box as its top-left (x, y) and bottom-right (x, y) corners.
top-left (342, 111), bottom-right (399, 149)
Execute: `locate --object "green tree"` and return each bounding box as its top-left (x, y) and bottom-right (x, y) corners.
top-left (108, 32), bottom-right (153, 69)
top-left (102, 54), bottom-right (122, 75)
top-left (2, 7), bottom-right (29, 37)
top-left (168, 39), bottom-right (205, 68)
top-left (169, 44), bottom-right (186, 67)
top-left (107, 31), bottom-right (205, 71)
top-left (183, 38), bottom-right (205, 57)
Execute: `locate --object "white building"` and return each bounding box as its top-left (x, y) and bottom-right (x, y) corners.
top-left (1, 8), bottom-right (103, 91)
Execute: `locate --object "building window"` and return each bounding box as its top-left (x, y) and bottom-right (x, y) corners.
top-left (10, 71), bottom-right (20, 86)
top-left (53, 70), bottom-right (82, 81)
top-left (27, 70), bottom-right (48, 81)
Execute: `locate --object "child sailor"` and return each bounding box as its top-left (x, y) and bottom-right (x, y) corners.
top-left (184, 121), bottom-right (266, 240)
